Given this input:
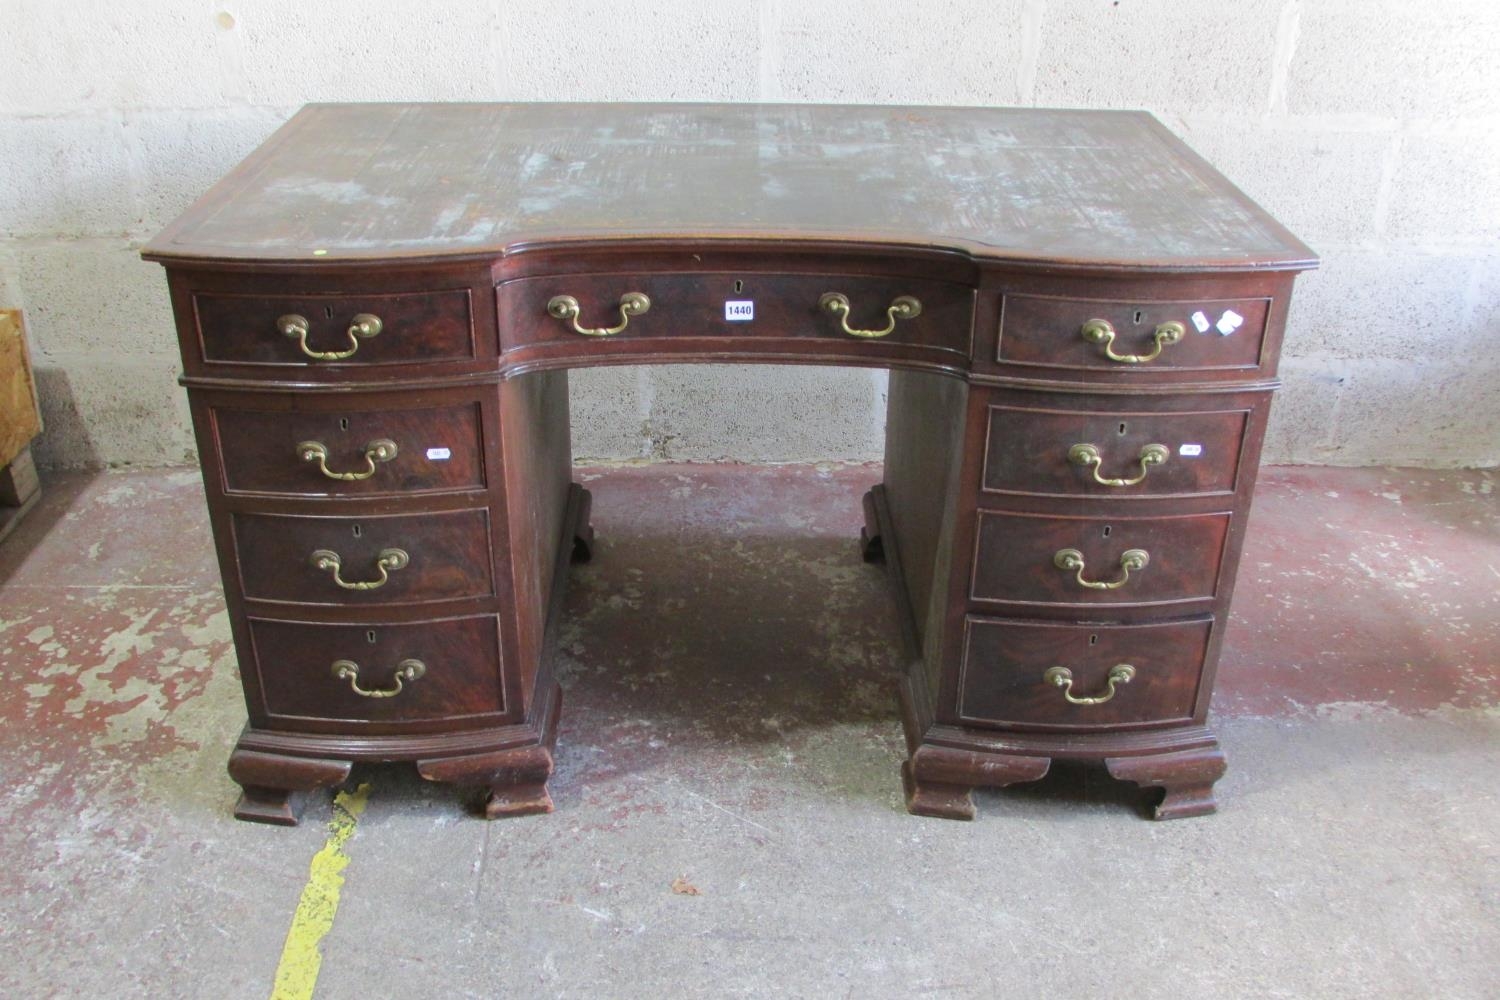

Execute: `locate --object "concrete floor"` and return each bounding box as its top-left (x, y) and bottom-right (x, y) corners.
top-left (0, 463), bottom-right (1495, 999)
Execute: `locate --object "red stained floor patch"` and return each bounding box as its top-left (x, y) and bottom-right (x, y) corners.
top-left (1218, 466), bottom-right (1499, 716)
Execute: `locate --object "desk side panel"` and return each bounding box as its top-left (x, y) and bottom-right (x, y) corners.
top-left (883, 370), bottom-right (969, 663)
top-left (500, 369), bottom-right (574, 706)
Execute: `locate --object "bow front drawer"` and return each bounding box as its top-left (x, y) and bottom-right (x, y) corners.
top-left (232, 509), bottom-right (493, 606)
top-left (980, 401), bottom-right (1253, 501)
top-left (969, 510), bottom-right (1230, 611)
top-left (209, 400), bottom-right (487, 498)
top-left (997, 293), bottom-right (1271, 377)
top-left (959, 616), bottom-right (1215, 731)
top-left (246, 615), bottom-right (509, 733)
top-left (192, 288), bottom-right (475, 369)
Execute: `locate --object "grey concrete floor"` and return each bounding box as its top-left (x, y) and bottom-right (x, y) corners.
top-left (0, 464), bottom-right (1495, 999)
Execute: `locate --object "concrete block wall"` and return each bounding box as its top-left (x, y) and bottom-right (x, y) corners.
top-left (2, 0), bottom-right (1495, 468)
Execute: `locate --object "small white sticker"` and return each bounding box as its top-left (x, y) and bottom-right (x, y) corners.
top-left (425, 447), bottom-right (451, 461)
top-left (1216, 309), bottom-right (1244, 336)
top-left (1179, 443), bottom-right (1203, 457)
top-left (1190, 310), bottom-right (1211, 333)
top-left (725, 300), bottom-right (754, 322)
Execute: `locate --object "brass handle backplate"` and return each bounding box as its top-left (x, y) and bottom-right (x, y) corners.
top-left (1080, 318), bottom-right (1184, 364)
top-left (331, 658), bottom-right (426, 698)
top-left (818, 292), bottom-right (922, 339)
top-left (278, 312), bottom-right (383, 360)
top-left (1053, 547), bottom-right (1150, 590)
top-left (310, 547), bottom-right (410, 590)
top-left (298, 439), bottom-right (398, 481)
top-left (1044, 664), bottom-right (1136, 706)
top-left (1068, 442), bottom-right (1169, 487)
top-left (547, 292), bottom-right (651, 336)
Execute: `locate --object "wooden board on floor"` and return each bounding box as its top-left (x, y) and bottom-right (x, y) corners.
top-left (1, 310), bottom-right (41, 465)
top-left (0, 310), bottom-right (42, 544)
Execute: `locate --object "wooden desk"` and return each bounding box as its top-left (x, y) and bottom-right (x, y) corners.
top-left (144, 103), bottom-right (1315, 825)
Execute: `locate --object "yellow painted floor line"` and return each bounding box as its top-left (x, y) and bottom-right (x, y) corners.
top-left (270, 783), bottom-right (372, 1000)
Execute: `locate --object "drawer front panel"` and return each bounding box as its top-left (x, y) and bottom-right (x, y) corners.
top-left (982, 404), bottom-right (1248, 500)
top-left (959, 616), bottom-right (1213, 730)
top-left (249, 615), bottom-right (506, 728)
top-left (998, 294), bottom-right (1270, 374)
top-left (194, 288), bottom-right (474, 368)
top-left (233, 509), bottom-right (493, 606)
top-left (213, 403), bottom-right (486, 497)
top-left (499, 272), bottom-right (973, 357)
top-left (970, 510), bottom-right (1230, 609)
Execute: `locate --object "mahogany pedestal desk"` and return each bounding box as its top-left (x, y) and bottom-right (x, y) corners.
top-left (144, 103), bottom-right (1315, 825)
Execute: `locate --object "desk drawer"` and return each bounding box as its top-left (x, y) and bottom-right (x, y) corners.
top-left (998, 293), bottom-right (1270, 375)
top-left (959, 616), bottom-right (1212, 730)
top-left (248, 615), bottom-right (508, 731)
top-left (193, 288), bottom-right (475, 369)
top-left (970, 510), bottom-right (1229, 610)
top-left (499, 272), bottom-right (972, 357)
top-left (233, 509), bottom-right (493, 606)
top-left (981, 403), bottom-right (1249, 500)
top-left (211, 402), bottom-right (486, 498)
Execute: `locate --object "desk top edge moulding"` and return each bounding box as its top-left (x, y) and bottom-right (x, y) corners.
top-left (145, 102), bottom-right (1316, 825)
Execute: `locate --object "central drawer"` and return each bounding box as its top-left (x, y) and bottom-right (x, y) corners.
top-left (497, 272), bottom-right (974, 357)
top-left (232, 509), bottom-right (494, 606)
top-left (247, 614), bottom-right (508, 732)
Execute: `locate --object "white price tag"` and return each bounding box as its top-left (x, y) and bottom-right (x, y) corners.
top-left (724, 300), bottom-right (754, 322)
top-left (426, 447), bottom-right (451, 461)
top-left (1179, 444), bottom-right (1203, 457)
top-left (1190, 310), bottom-right (1211, 333)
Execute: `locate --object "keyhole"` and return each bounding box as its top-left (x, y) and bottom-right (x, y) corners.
top-left (734, 280), bottom-right (744, 294)
top-left (352, 523), bottom-right (362, 538)
top-left (1118, 422), bottom-right (1128, 435)
top-left (1103, 525), bottom-right (1112, 538)
top-left (339, 417), bottom-right (350, 432)
top-left (1089, 634), bottom-right (1098, 646)
top-left (324, 304), bottom-right (336, 320)
top-left (366, 630), bottom-right (377, 644)
top-left (1133, 309), bottom-right (1145, 325)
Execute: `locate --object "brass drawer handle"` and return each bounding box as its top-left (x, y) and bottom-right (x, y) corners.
top-left (278, 312), bottom-right (383, 360)
top-left (331, 658), bottom-right (426, 698)
top-left (1068, 442), bottom-right (1169, 487)
top-left (818, 292), bottom-right (922, 339)
top-left (1081, 318), bottom-right (1184, 364)
top-left (1053, 547), bottom-right (1149, 590)
top-left (547, 292), bottom-right (651, 336)
top-left (297, 439), bottom-right (398, 481)
top-left (1044, 664), bottom-right (1135, 706)
top-left (310, 547), bottom-right (409, 590)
